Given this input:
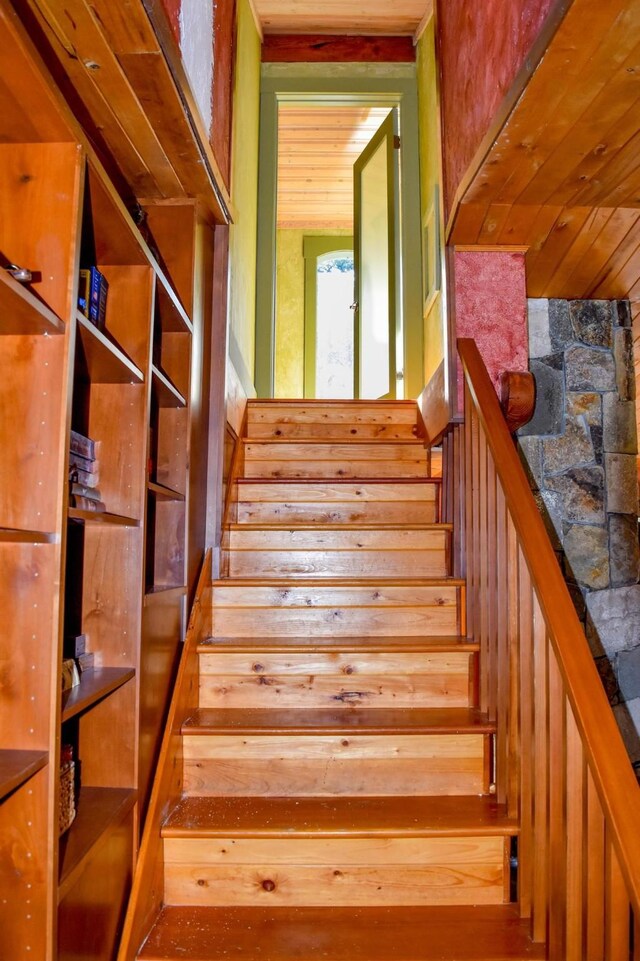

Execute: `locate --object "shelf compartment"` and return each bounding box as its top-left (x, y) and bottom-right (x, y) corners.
top-left (148, 481), bottom-right (185, 502)
top-left (155, 274), bottom-right (193, 334)
top-left (144, 585), bottom-right (187, 601)
top-left (68, 509), bottom-right (140, 526)
top-left (0, 749), bottom-right (48, 801)
top-left (152, 365), bottom-right (186, 408)
top-left (0, 527), bottom-right (56, 543)
top-left (61, 667), bottom-right (135, 723)
top-left (76, 312), bottom-right (144, 385)
top-left (0, 269), bottom-right (65, 335)
top-left (58, 786), bottom-right (137, 900)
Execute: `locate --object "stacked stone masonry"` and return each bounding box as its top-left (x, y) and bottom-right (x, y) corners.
top-left (519, 299), bottom-right (640, 769)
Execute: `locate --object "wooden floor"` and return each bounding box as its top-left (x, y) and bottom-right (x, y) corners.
top-left (136, 400), bottom-right (539, 960)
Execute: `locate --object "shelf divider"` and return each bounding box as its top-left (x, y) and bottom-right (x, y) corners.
top-left (68, 509), bottom-right (140, 527)
top-left (61, 667), bottom-right (135, 723)
top-left (147, 481), bottom-right (186, 502)
top-left (58, 786), bottom-right (137, 900)
top-left (0, 749), bottom-right (48, 801)
top-left (0, 269), bottom-right (65, 335)
top-left (76, 312), bottom-right (144, 384)
top-left (152, 364), bottom-right (186, 408)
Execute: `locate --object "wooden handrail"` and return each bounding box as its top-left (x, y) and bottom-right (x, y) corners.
top-left (447, 338), bottom-right (640, 952)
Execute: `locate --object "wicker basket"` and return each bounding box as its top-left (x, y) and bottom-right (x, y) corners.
top-left (59, 745), bottom-right (76, 835)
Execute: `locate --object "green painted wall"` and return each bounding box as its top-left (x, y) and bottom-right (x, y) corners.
top-left (228, 0), bottom-right (261, 387)
top-left (275, 228), bottom-right (352, 398)
top-left (417, 20), bottom-right (446, 386)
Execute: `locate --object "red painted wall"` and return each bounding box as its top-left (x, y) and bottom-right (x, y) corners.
top-left (454, 251), bottom-right (529, 412)
top-left (160, 0), bottom-right (181, 42)
top-left (438, 0), bottom-right (557, 216)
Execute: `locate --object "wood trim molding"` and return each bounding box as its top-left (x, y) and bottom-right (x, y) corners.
top-left (413, 0), bottom-right (434, 45)
top-left (262, 35), bottom-right (416, 62)
top-left (247, 0), bottom-right (264, 42)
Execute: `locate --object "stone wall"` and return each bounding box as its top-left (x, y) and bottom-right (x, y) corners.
top-left (519, 298), bottom-right (640, 769)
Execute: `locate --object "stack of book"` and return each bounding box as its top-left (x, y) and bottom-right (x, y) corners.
top-left (78, 266), bottom-right (108, 329)
top-left (69, 430), bottom-right (105, 511)
top-left (65, 632), bottom-right (95, 676)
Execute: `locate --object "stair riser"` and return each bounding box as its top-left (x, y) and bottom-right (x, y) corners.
top-left (182, 733), bottom-right (489, 797)
top-left (163, 835), bottom-right (508, 907)
top-left (243, 459), bottom-right (429, 480)
top-left (247, 423), bottom-right (418, 440)
top-left (198, 652), bottom-right (474, 709)
top-left (247, 403), bottom-right (419, 429)
top-left (237, 501), bottom-right (439, 525)
top-left (228, 550), bottom-right (449, 579)
top-left (210, 585), bottom-right (465, 638)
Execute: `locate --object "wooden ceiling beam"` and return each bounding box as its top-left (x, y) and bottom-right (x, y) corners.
top-left (262, 34), bottom-right (415, 62)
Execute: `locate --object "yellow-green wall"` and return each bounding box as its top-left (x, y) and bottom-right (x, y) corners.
top-left (275, 228), bottom-right (352, 397)
top-left (417, 19), bottom-right (446, 386)
top-left (228, 0), bottom-right (261, 386)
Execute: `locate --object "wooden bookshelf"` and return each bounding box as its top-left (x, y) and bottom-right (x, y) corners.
top-left (0, 9), bottom-right (203, 959)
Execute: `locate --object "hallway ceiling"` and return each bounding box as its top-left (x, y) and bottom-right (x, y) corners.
top-left (253, 0), bottom-right (432, 36)
top-left (277, 104), bottom-right (392, 229)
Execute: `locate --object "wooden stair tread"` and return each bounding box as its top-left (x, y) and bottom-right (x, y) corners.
top-left (243, 438), bottom-right (425, 446)
top-left (211, 577), bottom-right (465, 588)
top-left (183, 708), bottom-right (494, 735)
top-left (237, 477), bottom-right (442, 485)
top-left (197, 635), bottom-right (479, 652)
top-left (138, 905), bottom-right (544, 960)
top-left (228, 523), bottom-right (453, 531)
top-left (162, 795), bottom-right (517, 838)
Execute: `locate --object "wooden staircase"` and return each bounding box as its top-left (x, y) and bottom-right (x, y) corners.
top-left (134, 399), bottom-right (544, 961)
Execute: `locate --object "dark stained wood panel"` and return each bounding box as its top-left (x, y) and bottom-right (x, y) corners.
top-left (262, 34), bottom-right (415, 62)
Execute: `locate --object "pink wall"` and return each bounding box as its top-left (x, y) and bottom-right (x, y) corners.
top-left (438, 0), bottom-right (557, 216)
top-left (454, 251), bottom-right (529, 413)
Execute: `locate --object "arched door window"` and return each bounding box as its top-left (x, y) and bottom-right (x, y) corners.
top-left (303, 237), bottom-right (354, 398)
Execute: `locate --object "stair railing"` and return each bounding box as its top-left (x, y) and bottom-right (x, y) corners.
top-left (442, 338), bottom-right (640, 959)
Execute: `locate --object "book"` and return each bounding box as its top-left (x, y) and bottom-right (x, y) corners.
top-left (69, 466), bottom-right (100, 489)
top-left (70, 482), bottom-right (102, 501)
top-left (70, 429), bottom-right (97, 460)
top-left (76, 652), bottom-right (95, 673)
top-left (64, 633), bottom-right (86, 658)
top-left (69, 451), bottom-right (99, 474)
top-left (61, 658), bottom-right (80, 692)
top-left (79, 266), bottom-right (108, 329)
top-left (71, 494), bottom-right (106, 512)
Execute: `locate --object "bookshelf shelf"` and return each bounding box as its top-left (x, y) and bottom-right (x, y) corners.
top-left (76, 312), bottom-right (144, 384)
top-left (152, 364), bottom-right (187, 408)
top-left (148, 481), bottom-right (186, 502)
top-left (0, 269), bottom-right (65, 335)
top-left (0, 749), bottom-right (48, 802)
top-left (58, 786), bottom-right (137, 900)
top-left (61, 667), bottom-right (135, 723)
top-left (144, 585), bottom-right (187, 600)
top-left (155, 275), bottom-right (193, 334)
top-left (0, 527), bottom-right (56, 543)
top-left (68, 509), bottom-right (140, 527)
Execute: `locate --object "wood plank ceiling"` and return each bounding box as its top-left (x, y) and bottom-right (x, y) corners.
top-left (253, 0), bottom-right (430, 36)
top-left (277, 104), bottom-right (391, 229)
top-left (449, 0), bottom-right (640, 312)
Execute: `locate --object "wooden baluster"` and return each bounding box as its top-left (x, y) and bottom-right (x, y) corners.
top-left (565, 703), bottom-right (584, 961)
top-left (605, 838), bottom-right (630, 961)
top-left (465, 389), bottom-right (479, 660)
top-left (495, 481), bottom-right (509, 804)
top-left (548, 650), bottom-right (567, 959)
top-left (441, 431), bottom-right (450, 523)
top-left (586, 768), bottom-right (605, 960)
top-left (478, 422), bottom-right (489, 714)
top-left (454, 424), bottom-right (466, 579)
top-left (532, 594), bottom-right (549, 943)
top-left (506, 516), bottom-right (521, 819)
top-left (518, 554), bottom-right (534, 916)
top-left (486, 450), bottom-right (498, 727)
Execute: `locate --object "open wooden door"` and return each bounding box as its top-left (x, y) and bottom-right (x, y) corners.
top-left (353, 111), bottom-right (400, 399)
